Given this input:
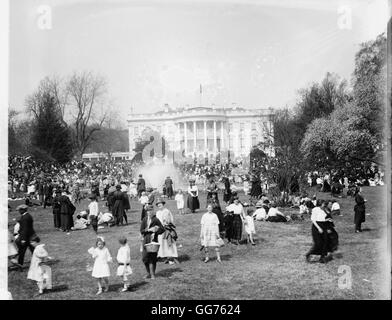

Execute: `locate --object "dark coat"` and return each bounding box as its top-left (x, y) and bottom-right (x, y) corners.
top-left (223, 178), bottom-right (232, 202)
top-left (354, 194), bottom-right (366, 224)
top-left (59, 195), bottom-right (76, 215)
top-left (18, 213), bottom-right (36, 241)
top-left (112, 191), bottom-right (126, 214)
top-left (137, 178), bottom-right (146, 192)
top-left (140, 215), bottom-right (164, 244)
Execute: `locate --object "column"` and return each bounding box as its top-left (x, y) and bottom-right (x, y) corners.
top-left (176, 123), bottom-right (180, 151)
top-left (184, 122), bottom-right (188, 155)
top-left (220, 121), bottom-right (224, 152)
top-left (193, 121), bottom-right (197, 154)
top-left (204, 121), bottom-right (207, 154)
top-left (213, 120), bottom-right (217, 154)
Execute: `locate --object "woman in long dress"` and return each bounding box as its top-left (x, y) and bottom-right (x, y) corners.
top-left (305, 200), bottom-right (330, 263)
top-left (225, 197), bottom-right (246, 245)
top-left (187, 180), bottom-right (200, 213)
top-left (354, 189), bottom-right (366, 233)
top-left (222, 176), bottom-right (232, 204)
top-left (206, 177), bottom-right (218, 203)
top-left (140, 205), bottom-right (164, 279)
top-left (112, 185), bottom-right (126, 226)
top-left (156, 198), bottom-right (179, 264)
top-left (207, 193), bottom-right (225, 236)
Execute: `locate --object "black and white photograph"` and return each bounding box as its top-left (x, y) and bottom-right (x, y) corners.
top-left (0, 0), bottom-right (391, 302)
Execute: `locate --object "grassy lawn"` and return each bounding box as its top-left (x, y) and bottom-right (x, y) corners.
top-left (8, 186), bottom-right (389, 300)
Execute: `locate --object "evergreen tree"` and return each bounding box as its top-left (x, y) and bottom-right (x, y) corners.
top-left (30, 93), bottom-right (74, 163)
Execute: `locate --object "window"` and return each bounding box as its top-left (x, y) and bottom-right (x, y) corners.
top-left (134, 126), bottom-right (139, 136)
top-left (240, 135), bottom-right (244, 149)
top-left (228, 123), bottom-right (233, 132)
top-left (240, 123), bottom-right (244, 132)
top-left (252, 136), bottom-right (257, 146)
top-left (229, 136), bottom-right (233, 149)
top-left (251, 122), bottom-right (256, 131)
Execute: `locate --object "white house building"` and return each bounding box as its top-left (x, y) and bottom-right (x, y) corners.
top-left (127, 104), bottom-right (275, 163)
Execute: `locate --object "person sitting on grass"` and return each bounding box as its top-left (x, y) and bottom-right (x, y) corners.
top-left (72, 214), bottom-right (88, 230)
top-left (98, 212), bottom-right (115, 227)
top-left (330, 199), bottom-right (341, 216)
top-left (252, 200), bottom-right (268, 221)
top-left (266, 202), bottom-right (287, 222)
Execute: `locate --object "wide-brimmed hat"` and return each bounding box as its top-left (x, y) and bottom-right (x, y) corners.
top-left (55, 189), bottom-right (62, 194)
top-left (16, 204), bottom-right (28, 211)
top-left (116, 185), bottom-right (121, 190)
top-left (88, 194), bottom-right (97, 200)
top-left (255, 200), bottom-right (263, 208)
top-left (156, 197), bottom-right (165, 206)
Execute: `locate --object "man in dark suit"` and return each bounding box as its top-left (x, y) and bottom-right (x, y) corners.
top-left (59, 192), bottom-right (76, 232)
top-left (15, 204), bottom-right (37, 266)
top-left (137, 174), bottom-right (146, 198)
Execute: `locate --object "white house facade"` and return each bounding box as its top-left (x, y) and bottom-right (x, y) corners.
top-left (127, 105), bottom-right (275, 163)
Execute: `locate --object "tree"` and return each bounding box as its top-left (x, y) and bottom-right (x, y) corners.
top-left (294, 72), bottom-right (351, 136)
top-left (8, 108), bottom-right (21, 155)
top-left (28, 93), bottom-right (74, 163)
top-left (66, 71), bottom-right (108, 158)
top-left (352, 33), bottom-right (387, 145)
top-left (26, 76), bottom-right (68, 124)
top-left (301, 33), bottom-right (386, 174)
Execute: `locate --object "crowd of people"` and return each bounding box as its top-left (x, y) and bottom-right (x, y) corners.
top-left (7, 154), bottom-right (377, 297)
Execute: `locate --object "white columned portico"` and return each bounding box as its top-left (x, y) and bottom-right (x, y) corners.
top-left (193, 121), bottom-right (197, 154)
top-left (213, 120), bottom-right (217, 153)
top-left (221, 122), bottom-right (224, 152)
top-left (204, 121), bottom-right (207, 153)
top-left (176, 123), bottom-right (180, 151)
top-left (184, 122), bottom-right (188, 155)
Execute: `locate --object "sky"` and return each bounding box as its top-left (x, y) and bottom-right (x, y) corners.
top-left (9, 0), bottom-right (390, 126)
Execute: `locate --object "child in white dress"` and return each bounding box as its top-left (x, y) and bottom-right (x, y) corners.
top-left (200, 204), bottom-right (222, 263)
top-left (27, 237), bottom-right (53, 295)
top-left (174, 189), bottom-right (185, 214)
top-left (116, 236), bottom-right (132, 292)
top-left (244, 209), bottom-right (256, 245)
top-left (88, 236), bottom-right (112, 295)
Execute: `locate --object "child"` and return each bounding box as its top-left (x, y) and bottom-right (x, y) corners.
top-left (331, 200), bottom-right (341, 216)
top-left (88, 194), bottom-right (99, 234)
top-left (299, 200), bottom-right (309, 215)
top-left (139, 192), bottom-right (149, 206)
top-left (174, 189), bottom-right (185, 214)
top-left (73, 214), bottom-right (88, 230)
top-left (200, 204), bottom-right (222, 263)
top-left (116, 236), bottom-right (132, 292)
top-left (244, 209), bottom-right (256, 245)
top-left (88, 237), bottom-right (112, 295)
top-left (27, 236), bottom-right (53, 295)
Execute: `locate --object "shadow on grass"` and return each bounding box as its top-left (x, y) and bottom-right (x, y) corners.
top-left (177, 254), bottom-right (191, 263)
top-left (332, 252), bottom-right (343, 259)
top-left (129, 280), bottom-right (149, 291)
top-left (155, 267), bottom-right (183, 278)
top-left (48, 284), bottom-right (69, 293)
top-left (220, 254), bottom-right (232, 261)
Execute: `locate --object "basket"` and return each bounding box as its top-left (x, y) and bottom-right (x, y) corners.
top-left (144, 242), bottom-right (160, 253)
